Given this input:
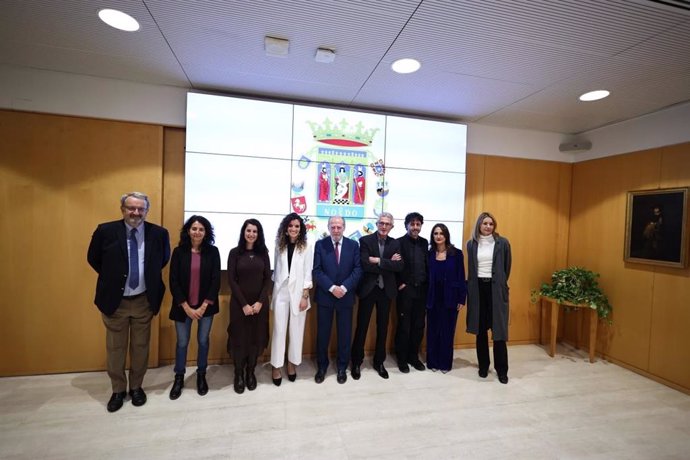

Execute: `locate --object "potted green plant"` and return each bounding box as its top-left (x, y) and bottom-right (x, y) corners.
top-left (539, 267), bottom-right (612, 322)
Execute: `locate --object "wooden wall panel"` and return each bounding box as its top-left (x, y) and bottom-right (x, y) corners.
top-left (160, 127), bottom-right (185, 364)
top-left (459, 154), bottom-right (571, 347)
top-left (647, 145), bottom-right (690, 388)
top-left (569, 144), bottom-right (690, 391)
top-left (0, 110), bottom-right (163, 376)
top-left (569, 151), bottom-right (660, 369)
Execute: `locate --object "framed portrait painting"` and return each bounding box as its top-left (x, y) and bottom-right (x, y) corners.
top-left (624, 187), bottom-right (688, 268)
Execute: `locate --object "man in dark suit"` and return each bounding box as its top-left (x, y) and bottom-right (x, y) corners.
top-left (395, 212), bottom-right (429, 373)
top-left (313, 216), bottom-right (362, 384)
top-left (87, 192), bottom-right (170, 412)
top-left (351, 212), bottom-right (404, 379)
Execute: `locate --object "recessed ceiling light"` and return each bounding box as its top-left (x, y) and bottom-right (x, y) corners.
top-left (579, 90), bottom-right (610, 102)
top-left (98, 8), bottom-right (140, 32)
top-left (391, 58), bottom-right (421, 74)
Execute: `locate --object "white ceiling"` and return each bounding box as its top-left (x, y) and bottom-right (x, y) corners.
top-left (1, 0), bottom-right (690, 134)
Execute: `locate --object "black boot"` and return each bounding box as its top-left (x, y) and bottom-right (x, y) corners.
top-left (234, 371), bottom-right (245, 394)
top-left (169, 374), bottom-right (184, 400)
top-left (246, 366), bottom-right (257, 391)
top-left (197, 371), bottom-right (208, 396)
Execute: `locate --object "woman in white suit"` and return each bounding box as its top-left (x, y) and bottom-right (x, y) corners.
top-left (270, 213), bottom-right (314, 385)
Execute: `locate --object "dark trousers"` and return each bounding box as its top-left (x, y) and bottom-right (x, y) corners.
top-left (316, 303), bottom-right (353, 372)
top-left (231, 347), bottom-right (258, 377)
top-left (477, 280), bottom-right (508, 376)
top-left (101, 294), bottom-right (153, 393)
top-left (352, 286), bottom-right (391, 367)
top-left (395, 286), bottom-right (426, 365)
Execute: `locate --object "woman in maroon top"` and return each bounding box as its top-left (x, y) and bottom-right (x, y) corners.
top-left (227, 218), bottom-right (272, 394)
top-left (168, 215), bottom-right (221, 399)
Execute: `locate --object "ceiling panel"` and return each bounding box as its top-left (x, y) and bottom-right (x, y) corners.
top-left (1, 0), bottom-right (689, 133)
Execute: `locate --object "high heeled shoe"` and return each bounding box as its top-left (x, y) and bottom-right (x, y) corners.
top-left (272, 367), bottom-right (282, 386)
top-left (287, 363), bottom-right (297, 382)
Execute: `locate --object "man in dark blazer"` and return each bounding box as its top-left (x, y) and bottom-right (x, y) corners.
top-left (351, 212), bottom-right (404, 379)
top-left (313, 216), bottom-right (362, 384)
top-left (87, 192), bottom-right (170, 412)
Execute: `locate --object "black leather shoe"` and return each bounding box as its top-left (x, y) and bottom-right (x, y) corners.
top-left (107, 391), bottom-right (126, 413)
top-left (374, 364), bottom-right (389, 379)
top-left (337, 370), bottom-right (347, 384)
top-left (287, 363), bottom-right (297, 382)
top-left (197, 372), bottom-right (208, 396)
top-left (234, 373), bottom-right (245, 394)
top-left (409, 360), bottom-right (426, 371)
top-left (246, 369), bottom-right (257, 391)
top-left (398, 363), bottom-right (410, 373)
top-left (169, 374), bottom-right (184, 400)
top-left (272, 367), bottom-right (282, 387)
top-left (129, 388), bottom-right (147, 407)
top-left (351, 365), bottom-right (361, 380)
top-left (478, 369), bottom-right (488, 378)
top-left (498, 375), bottom-right (509, 384)
top-left (314, 369), bottom-right (326, 384)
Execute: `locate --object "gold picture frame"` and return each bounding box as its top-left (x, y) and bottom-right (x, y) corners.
top-left (624, 187), bottom-right (688, 268)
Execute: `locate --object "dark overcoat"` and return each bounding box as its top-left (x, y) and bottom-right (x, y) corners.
top-left (465, 236), bottom-right (512, 341)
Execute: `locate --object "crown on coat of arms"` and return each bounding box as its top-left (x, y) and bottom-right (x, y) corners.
top-left (308, 119), bottom-right (379, 147)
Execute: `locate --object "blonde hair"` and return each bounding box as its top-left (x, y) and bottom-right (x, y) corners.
top-left (471, 212), bottom-right (499, 242)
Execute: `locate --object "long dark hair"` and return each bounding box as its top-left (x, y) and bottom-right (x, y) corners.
top-left (178, 215), bottom-right (215, 249)
top-left (237, 218), bottom-right (268, 255)
top-left (430, 223), bottom-right (457, 255)
top-left (276, 213), bottom-right (307, 252)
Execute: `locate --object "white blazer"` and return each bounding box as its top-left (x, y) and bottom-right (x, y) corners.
top-left (270, 241), bottom-right (314, 315)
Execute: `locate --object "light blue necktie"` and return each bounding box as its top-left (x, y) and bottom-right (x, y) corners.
top-left (129, 228), bottom-right (139, 289)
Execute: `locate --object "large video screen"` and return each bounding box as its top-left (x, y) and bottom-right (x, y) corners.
top-left (185, 93), bottom-right (467, 268)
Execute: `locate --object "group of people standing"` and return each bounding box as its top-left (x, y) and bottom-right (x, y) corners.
top-left (88, 191), bottom-right (511, 413)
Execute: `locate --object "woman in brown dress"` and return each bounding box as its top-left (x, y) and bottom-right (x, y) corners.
top-left (227, 218), bottom-right (271, 394)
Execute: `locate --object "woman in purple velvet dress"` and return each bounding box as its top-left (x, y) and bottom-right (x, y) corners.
top-left (426, 223), bottom-right (466, 373)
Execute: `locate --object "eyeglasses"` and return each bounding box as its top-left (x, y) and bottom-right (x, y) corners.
top-left (376, 221), bottom-right (392, 227)
top-left (123, 206), bottom-right (147, 213)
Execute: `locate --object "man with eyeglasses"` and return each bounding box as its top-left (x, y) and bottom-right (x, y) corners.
top-left (351, 212), bottom-right (403, 379)
top-left (87, 192), bottom-right (170, 412)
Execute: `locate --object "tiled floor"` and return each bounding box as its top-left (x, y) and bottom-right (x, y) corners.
top-left (1, 344), bottom-right (689, 459)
